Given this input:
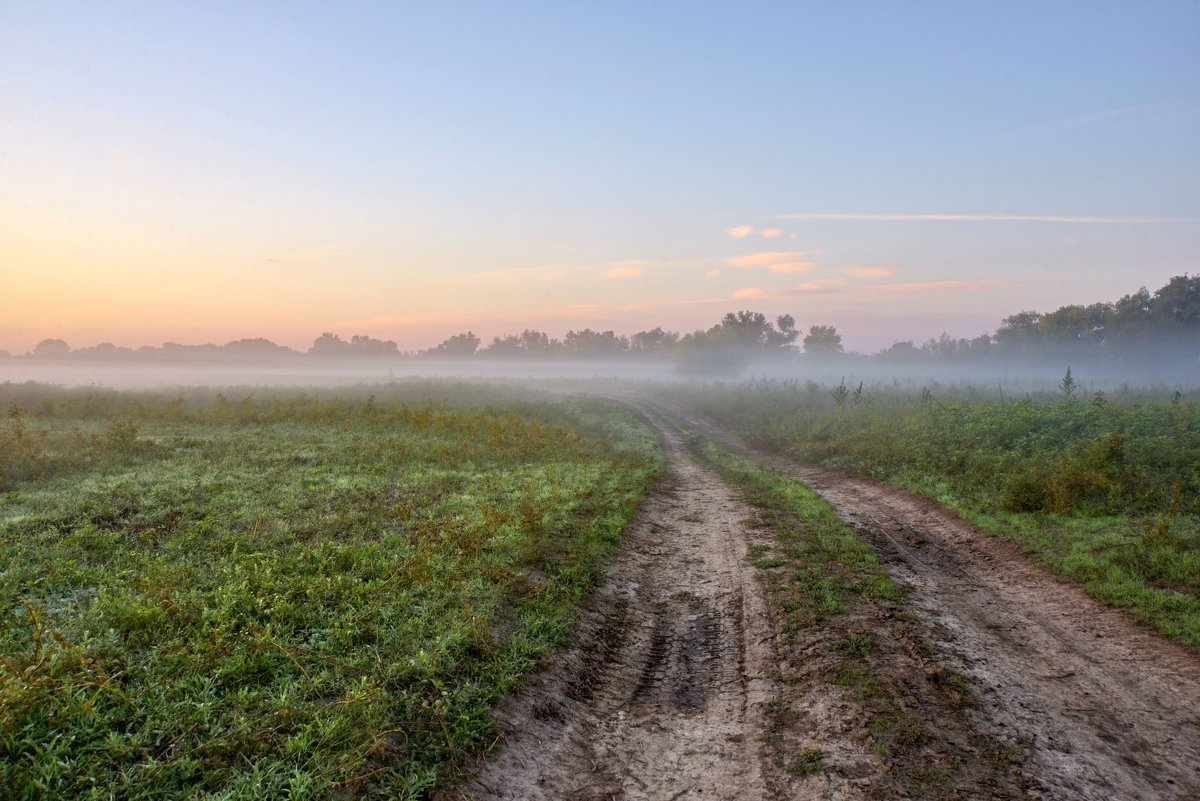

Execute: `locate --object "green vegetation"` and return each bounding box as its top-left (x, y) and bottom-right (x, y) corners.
top-left (785, 748), bottom-right (826, 776)
top-left (0, 383), bottom-right (658, 799)
top-left (680, 379), bottom-right (1200, 649)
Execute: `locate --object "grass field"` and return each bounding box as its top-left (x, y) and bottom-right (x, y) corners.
top-left (677, 379), bottom-right (1200, 649)
top-left (0, 383), bottom-right (658, 800)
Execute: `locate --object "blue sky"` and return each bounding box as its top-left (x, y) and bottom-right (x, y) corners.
top-left (2, 1), bottom-right (1197, 351)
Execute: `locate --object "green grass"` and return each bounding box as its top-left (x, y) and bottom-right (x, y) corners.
top-left (679, 380), bottom-right (1200, 651)
top-left (0, 384), bottom-right (659, 799)
top-left (784, 748), bottom-right (825, 776)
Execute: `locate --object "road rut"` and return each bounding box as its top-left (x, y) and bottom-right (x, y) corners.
top-left (673, 401), bottom-right (1200, 801)
top-left (463, 405), bottom-right (781, 800)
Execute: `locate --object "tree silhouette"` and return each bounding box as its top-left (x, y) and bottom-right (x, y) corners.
top-left (309, 332), bottom-right (350, 357)
top-left (428, 331), bottom-right (481, 357)
top-left (803, 325), bottom-right (843, 354)
top-left (630, 327), bottom-right (680, 354)
top-left (31, 339), bottom-right (71, 359)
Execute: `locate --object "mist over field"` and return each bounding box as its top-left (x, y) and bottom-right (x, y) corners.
top-left (2, 353), bottom-right (1197, 394)
top-left (4, 273), bottom-right (1196, 391)
top-left (4, 3), bottom-right (1199, 799)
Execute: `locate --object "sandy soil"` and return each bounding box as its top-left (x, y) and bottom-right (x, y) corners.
top-left (454, 396), bottom-right (1200, 800)
top-left (457, 404), bottom-right (879, 800)
top-left (671, 401), bottom-right (1200, 801)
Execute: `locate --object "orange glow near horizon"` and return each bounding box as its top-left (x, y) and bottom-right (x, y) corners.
top-left (1, 5), bottom-right (1195, 357)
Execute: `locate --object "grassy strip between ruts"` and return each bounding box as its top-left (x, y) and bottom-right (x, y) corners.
top-left (676, 424), bottom-right (1028, 799)
top-left (0, 385), bottom-right (660, 800)
top-left (677, 381), bottom-right (1200, 652)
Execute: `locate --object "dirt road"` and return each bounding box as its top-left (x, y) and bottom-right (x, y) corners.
top-left (789, 468), bottom-right (1200, 800)
top-left (672, 401), bottom-right (1200, 801)
top-left (464, 403), bottom-right (785, 800)
top-left (462, 398), bottom-right (1200, 800)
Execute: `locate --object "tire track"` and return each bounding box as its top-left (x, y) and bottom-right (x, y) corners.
top-left (460, 405), bottom-right (782, 800)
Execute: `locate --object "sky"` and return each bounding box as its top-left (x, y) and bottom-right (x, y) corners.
top-left (2, 1), bottom-right (1198, 353)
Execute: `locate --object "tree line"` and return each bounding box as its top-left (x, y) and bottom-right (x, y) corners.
top-left (5, 274), bottom-right (1195, 368)
top-left (5, 312), bottom-right (841, 363)
top-left (876, 274), bottom-right (1198, 364)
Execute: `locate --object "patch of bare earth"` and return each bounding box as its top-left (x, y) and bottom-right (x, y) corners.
top-left (451, 403), bottom-right (1032, 800)
top-left (671, 401), bottom-right (1200, 801)
top-left (455, 408), bottom-right (829, 800)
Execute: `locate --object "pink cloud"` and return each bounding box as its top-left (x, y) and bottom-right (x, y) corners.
top-left (781, 278), bottom-right (846, 295)
top-left (705, 269), bottom-right (721, 278)
top-left (733, 278), bottom-right (846, 299)
top-left (759, 227), bottom-right (783, 238)
top-left (604, 266), bottom-right (643, 279)
top-left (766, 261), bottom-right (821, 274)
top-left (843, 265), bottom-right (896, 279)
top-left (726, 225), bottom-right (754, 239)
top-left (727, 251), bottom-right (809, 268)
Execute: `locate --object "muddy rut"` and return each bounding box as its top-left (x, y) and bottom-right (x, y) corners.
top-left (670, 401), bottom-right (1200, 801)
top-left (464, 405), bottom-right (780, 800)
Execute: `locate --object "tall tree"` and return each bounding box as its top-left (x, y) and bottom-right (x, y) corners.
top-left (803, 325), bottom-right (843, 354)
top-left (309, 332), bottom-right (349, 357)
top-left (563, 329), bottom-right (629, 357)
top-left (629, 327), bottom-right (680, 354)
top-left (428, 331), bottom-right (481, 357)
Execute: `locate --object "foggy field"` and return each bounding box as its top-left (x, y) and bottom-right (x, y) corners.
top-left (6, 2), bottom-right (1197, 796)
top-left (678, 379), bottom-right (1200, 648)
top-left (2, 376), bottom-right (1200, 798)
top-left (0, 384), bottom-right (657, 799)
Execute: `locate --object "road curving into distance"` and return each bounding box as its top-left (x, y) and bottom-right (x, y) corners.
top-left (456, 394), bottom-right (1200, 801)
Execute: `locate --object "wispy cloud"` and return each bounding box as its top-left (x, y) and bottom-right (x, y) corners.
top-left (733, 278), bottom-right (846, 299)
top-left (604, 266), bottom-right (643, 279)
top-left (728, 251), bottom-right (801, 267)
top-left (998, 102), bottom-right (1200, 140)
top-left (843, 265), bottom-right (895, 279)
top-left (705, 269), bottom-right (721, 278)
top-left (726, 251), bottom-right (820, 273)
top-left (779, 212), bottom-right (1185, 224)
top-left (726, 225), bottom-right (790, 239)
top-left (863, 280), bottom-right (1007, 293)
top-left (766, 262), bottom-right (821, 274)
